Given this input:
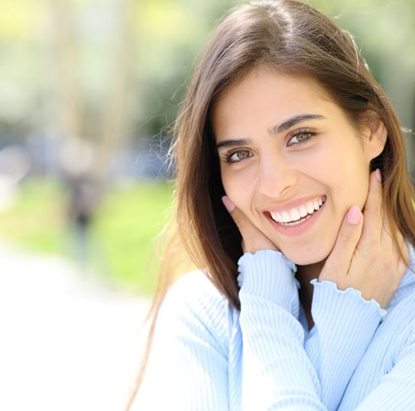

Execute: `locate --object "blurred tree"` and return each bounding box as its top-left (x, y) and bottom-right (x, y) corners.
top-left (130, 0), bottom-right (236, 135)
top-left (0, 0), bottom-right (43, 131)
top-left (46, 0), bottom-right (135, 182)
top-left (97, 0), bottom-right (134, 179)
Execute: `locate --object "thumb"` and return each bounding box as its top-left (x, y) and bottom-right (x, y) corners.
top-left (319, 205), bottom-right (363, 282)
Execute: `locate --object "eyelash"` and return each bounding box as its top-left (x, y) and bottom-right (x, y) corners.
top-left (222, 128), bottom-right (317, 164)
top-left (223, 149), bottom-right (253, 164)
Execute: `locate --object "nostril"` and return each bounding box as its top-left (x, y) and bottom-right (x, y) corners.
top-left (258, 160), bottom-right (298, 198)
top-left (259, 178), bottom-right (296, 199)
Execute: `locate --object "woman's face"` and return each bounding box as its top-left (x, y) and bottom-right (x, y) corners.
top-left (212, 66), bottom-right (385, 265)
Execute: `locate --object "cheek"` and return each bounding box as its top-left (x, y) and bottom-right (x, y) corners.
top-left (325, 154), bottom-right (370, 209)
top-left (221, 168), bottom-right (253, 211)
top-left (312, 140), bottom-right (370, 184)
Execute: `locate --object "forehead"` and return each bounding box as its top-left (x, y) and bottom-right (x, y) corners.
top-left (211, 66), bottom-right (343, 139)
top-left (214, 66), bottom-right (331, 112)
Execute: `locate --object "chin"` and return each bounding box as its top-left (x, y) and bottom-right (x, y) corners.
top-left (280, 244), bottom-right (332, 267)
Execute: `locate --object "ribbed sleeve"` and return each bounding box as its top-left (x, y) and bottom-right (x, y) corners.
top-left (306, 280), bottom-right (385, 410)
top-left (238, 250), bottom-right (325, 410)
top-left (349, 328), bottom-right (415, 411)
top-left (134, 272), bottom-right (230, 411)
top-left (238, 250), bottom-right (299, 316)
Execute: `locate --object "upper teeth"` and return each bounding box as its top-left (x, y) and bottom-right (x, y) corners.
top-left (270, 196), bottom-right (325, 224)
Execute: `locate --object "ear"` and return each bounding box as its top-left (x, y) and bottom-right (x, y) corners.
top-left (362, 113), bottom-right (387, 161)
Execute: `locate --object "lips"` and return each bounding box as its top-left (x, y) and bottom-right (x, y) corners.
top-left (268, 195), bottom-right (327, 225)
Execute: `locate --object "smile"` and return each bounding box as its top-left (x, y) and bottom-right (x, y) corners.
top-left (270, 195), bottom-right (327, 225)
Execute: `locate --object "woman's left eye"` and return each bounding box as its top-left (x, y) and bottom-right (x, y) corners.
top-left (287, 131), bottom-right (315, 146)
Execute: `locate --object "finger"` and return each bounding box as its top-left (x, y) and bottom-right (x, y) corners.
top-left (319, 205), bottom-right (363, 282)
top-left (222, 195), bottom-right (259, 241)
top-left (222, 195), bottom-right (256, 245)
top-left (361, 169), bottom-right (383, 241)
top-left (222, 195), bottom-right (245, 231)
top-left (222, 195), bottom-right (235, 213)
top-left (222, 195), bottom-right (276, 253)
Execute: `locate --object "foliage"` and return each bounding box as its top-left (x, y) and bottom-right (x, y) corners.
top-left (0, 179), bottom-right (66, 252)
top-left (0, 178), bottom-right (174, 295)
top-left (91, 180), bottom-right (174, 295)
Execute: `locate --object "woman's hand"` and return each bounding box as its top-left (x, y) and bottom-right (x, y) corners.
top-left (319, 169), bottom-right (407, 308)
top-left (222, 195), bottom-right (278, 253)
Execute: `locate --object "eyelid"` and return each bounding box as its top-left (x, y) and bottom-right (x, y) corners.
top-left (287, 126), bottom-right (316, 138)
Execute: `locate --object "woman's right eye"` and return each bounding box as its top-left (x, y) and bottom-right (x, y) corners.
top-left (225, 150), bottom-right (253, 164)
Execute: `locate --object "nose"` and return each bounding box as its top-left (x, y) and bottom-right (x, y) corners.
top-left (258, 153), bottom-right (297, 199)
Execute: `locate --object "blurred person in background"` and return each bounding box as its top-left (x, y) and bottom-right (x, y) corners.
top-left (129, 0), bottom-right (415, 410)
top-left (65, 175), bottom-right (100, 265)
top-left (61, 137), bottom-right (101, 267)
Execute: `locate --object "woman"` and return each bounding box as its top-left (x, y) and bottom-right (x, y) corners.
top-left (130, 0), bottom-right (415, 409)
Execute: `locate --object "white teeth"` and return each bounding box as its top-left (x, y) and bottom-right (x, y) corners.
top-left (306, 202), bottom-right (314, 214)
top-left (299, 205), bottom-right (308, 218)
top-left (270, 196), bottom-right (326, 224)
top-left (290, 208), bottom-right (301, 221)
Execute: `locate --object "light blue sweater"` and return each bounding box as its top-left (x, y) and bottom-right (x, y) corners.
top-left (135, 243), bottom-right (415, 410)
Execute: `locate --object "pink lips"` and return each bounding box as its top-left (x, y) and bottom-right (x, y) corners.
top-left (266, 198), bottom-right (326, 237)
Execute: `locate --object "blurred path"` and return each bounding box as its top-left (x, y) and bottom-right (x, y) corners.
top-left (0, 241), bottom-right (150, 411)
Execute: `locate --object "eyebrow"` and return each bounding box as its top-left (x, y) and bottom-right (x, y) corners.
top-left (268, 113), bottom-right (326, 135)
top-left (216, 138), bottom-right (251, 150)
top-left (216, 113), bottom-right (326, 150)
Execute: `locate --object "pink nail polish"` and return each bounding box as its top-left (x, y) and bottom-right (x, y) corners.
top-left (222, 196), bottom-right (235, 212)
top-left (347, 205), bottom-right (361, 225)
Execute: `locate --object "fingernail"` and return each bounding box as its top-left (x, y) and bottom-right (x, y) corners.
top-left (222, 196), bottom-right (235, 212)
top-left (374, 168), bottom-right (382, 182)
top-left (347, 205), bottom-right (361, 225)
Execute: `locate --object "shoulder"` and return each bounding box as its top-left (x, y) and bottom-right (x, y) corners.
top-left (157, 270), bottom-right (232, 351)
top-left (137, 272), bottom-right (233, 410)
top-left (165, 269), bottom-right (227, 302)
top-left (163, 270), bottom-right (230, 315)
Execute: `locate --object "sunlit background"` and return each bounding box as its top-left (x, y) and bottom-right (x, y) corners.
top-left (0, 0), bottom-right (414, 410)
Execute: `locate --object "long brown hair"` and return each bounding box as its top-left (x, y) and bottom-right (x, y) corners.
top-left (126, 0), bottom-right (415, 407)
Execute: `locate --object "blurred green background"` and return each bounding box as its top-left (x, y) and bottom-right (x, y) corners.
top-left (0, 0), bottom-right (413, 296)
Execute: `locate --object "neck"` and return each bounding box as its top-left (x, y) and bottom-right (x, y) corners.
top-left (296, 260), bottom-right (325, 328)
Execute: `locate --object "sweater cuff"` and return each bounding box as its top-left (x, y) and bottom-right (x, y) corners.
top-left (238, 250), bottom-right (298, 308)
top-left (311, 279), bottom-right (386, 336)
